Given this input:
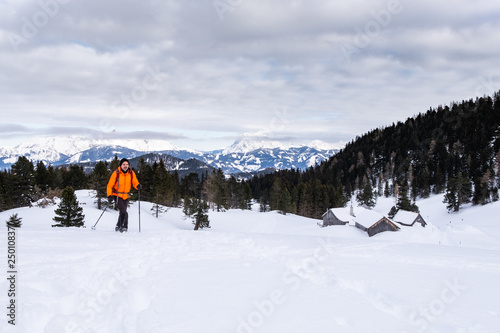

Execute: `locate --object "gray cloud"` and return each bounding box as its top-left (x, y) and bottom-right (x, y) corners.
top-left (1, 0), bottom-right (499, 150)
top-left (0, 124), bottom-right (31, 133)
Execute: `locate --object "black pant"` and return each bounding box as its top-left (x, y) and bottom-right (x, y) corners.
top-left (116, 197), bottom-right (129, 229)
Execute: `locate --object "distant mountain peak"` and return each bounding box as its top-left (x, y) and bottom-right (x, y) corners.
top-left (223, 134), bottom-right (288, 154)
top-left (223, 133), bottom-right (340, 155)
top-left (306, 140), bottom-right (342, 151)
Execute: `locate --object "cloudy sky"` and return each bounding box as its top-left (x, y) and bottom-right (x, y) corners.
top-left (1, 0), bottom-right (499, 151)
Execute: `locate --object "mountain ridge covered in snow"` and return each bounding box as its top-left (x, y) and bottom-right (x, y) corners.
top-left (0, 135), bottom-right (340, 174)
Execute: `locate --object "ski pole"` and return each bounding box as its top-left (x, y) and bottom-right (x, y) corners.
top-left (138, 190), bottom-right (141, 233)
top-left (92, 205), bottom-right (107, 230)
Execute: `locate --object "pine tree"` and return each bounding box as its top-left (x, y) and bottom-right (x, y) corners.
top-left (150, 160), bottom-right (174, 212)
top-left (457, 172), bottom-right (472, 207)
top-left (331, 184), bottom-right (347, 208)
top-left (137, 160), bottom-right (154, 202)
top-left (269, 178), bottom-right (282, 211)
top-left (215, 169), bottom-right (229, 211)
top-left (10, 156), bottom-right (35, 208)
top-left (164, 171), bottom-right (175, 207)
top-left (184, 196), bottom-right (210, 230)
top-left (6, 213), bottom-right (22, 228)
top-left (377, 174), bottom-right (384, 197)
top-left (52, 187), bottom-right (85, 227)
top-left (64, 165), bottom-right (88, 190)
top-left (152, 160), bottom-right (169, 206)
top-left (52, 166), bottom-right (66, 190)
top-left (203, 169), bottom-right (228, 212)
top-left (182, 173), bottom-right (202, 199)
top-left (35, 161), bottom-right (52, 193)
top-left (356, 176), bottom-right (376, 208)
top-left (433, 166), bottom-right (445, 194)
top-left (420, 166), bottom-right (431, 198)
top-left (109, 155), bottom-right (120, 172)
top-left (443, 178), bottom-right (459, 212)
top-left (192, 199), bottom-right (210, 230)
top-left (278, 187), bottom-right (292, 215)
top-left (472, 169), bottom-right (493, 205)
top-left (443, 172), bottom-right (471, 212)
top-left (242, 182), bottom-right (253, 210)
top-left (391, 179), bottom-right (419, 216)
top-left (227, 176), bottom-right (242, 209)
top-left (388, 206), bottom-right (398, 219)
top-left (203, 170), bottom-right (217, 209)
top-left (183, 195), bottom-right (192, 217)
top-left (0, 172), bottom-right (8, 211)
top-left (298, 182), bottom-right (314, 217)
top-left (384, 180), bottom-right (391, 197)
top-left (395, 181), bottom-right (408, 210)
top-left (259, 189), bottom-right (270, 212)
top-left (172, 170), bottom-right (181, 207)
top-left (315, 181), bottom-right (330, 218)
top-left (90, 161), bottom-right (108, 209)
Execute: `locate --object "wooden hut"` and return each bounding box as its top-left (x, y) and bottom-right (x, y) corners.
top-left (353, 209), bottom-right (400, 237)
top-left (321, 207), bottom-right (354, 227)
top-left (393, 210), bottom-right (427, 227)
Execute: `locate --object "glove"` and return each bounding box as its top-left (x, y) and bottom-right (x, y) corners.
top-left (108, 195), bottom-right (116, 204)
top-left (137, 184), bottom-right (142, 191)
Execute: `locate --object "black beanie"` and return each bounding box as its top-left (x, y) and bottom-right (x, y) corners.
top-left (119, 158), bottom-right (129, 166)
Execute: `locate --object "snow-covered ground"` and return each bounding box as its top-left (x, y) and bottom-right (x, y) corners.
top-left (1, 191), bottom-right (499, 332)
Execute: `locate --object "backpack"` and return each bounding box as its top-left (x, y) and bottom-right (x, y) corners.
top-left (112, 167), bottom-right (133, 195)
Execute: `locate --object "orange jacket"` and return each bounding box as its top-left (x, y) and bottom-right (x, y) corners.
top-left (107, 168), bottom-right (140, 200)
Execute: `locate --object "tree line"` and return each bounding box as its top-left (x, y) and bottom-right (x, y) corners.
top-left (0, 155), bottom-right (253, 217)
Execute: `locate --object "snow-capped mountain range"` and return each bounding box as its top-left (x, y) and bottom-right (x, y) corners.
top-left (0, 135), bottom-right (340, 174)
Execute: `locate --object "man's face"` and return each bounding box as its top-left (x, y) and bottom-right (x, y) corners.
top-left (121, 162), bottom-right (129, 171)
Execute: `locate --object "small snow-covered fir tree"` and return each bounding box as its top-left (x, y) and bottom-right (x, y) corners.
top-left (389, 180), bottom-right (419, 218)
top-left (52, 187), bottom-right (85, 227)
top-left (184, 197), bottom-right (210, 230)
top-left (356, 176), bottom-right (376, 208)
top-left (6, 213), bottom-right (22, 228)
top-left (193, 199), bottom-right (210, 230)
top-left (443, 172), bottom-right (472, 212)
top-left (90, 161), bottom-right (109, 210)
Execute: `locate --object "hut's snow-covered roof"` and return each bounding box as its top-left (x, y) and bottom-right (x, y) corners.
top-left (326, 206), bottom-right (393, 229)
top-left (393, 210), bottom-right (419, 225)
top-left (354, 209), bottom-right (386, 229)
top-left (328, 208), bottom-right (355, 224)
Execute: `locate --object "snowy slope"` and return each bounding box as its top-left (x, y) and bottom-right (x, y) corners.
top-left (1, 193), bottom-right (499, 332)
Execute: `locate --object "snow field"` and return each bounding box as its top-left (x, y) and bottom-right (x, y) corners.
top-left (0, 190), bottom-right (499, 332)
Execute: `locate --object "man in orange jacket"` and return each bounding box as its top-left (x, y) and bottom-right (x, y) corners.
top-left (107, 158), bottom-right (142, 232)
